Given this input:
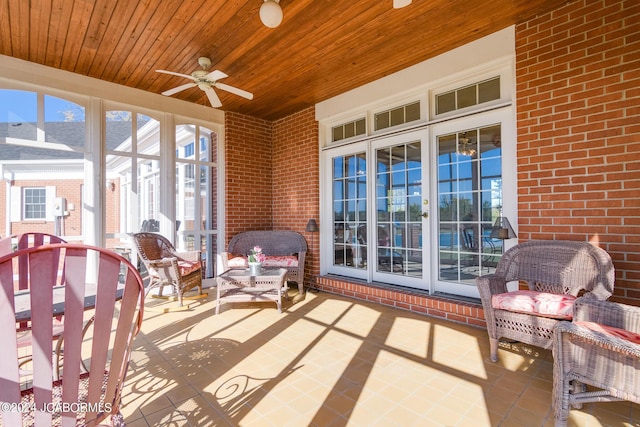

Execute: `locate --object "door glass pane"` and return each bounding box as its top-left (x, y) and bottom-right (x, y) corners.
top-left (333, 152), bottom-right (367, 269)
top-left (376, 141), bottom-right (422, 276)
top-left (437, 125), bottom-right (502, 285)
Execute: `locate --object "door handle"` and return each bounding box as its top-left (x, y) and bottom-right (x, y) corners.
top-left (422, 212), bottom-right (429, 218)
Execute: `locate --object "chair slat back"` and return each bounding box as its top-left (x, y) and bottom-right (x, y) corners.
top-left (228, 230), bottom-right (308, 256)
top-left (0, 236), bottom-right (12, 256)
top-left (0, 243), bottom-right (144, 426)
top-left (17, 233), bottom-right (67, 291)
top-left (133, 232), bottom-right (173, 262)
top-left (495, 240), bottom-right (614, 298)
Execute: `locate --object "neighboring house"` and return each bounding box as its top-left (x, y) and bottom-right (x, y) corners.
top-left (1, 120), bottom-right (134, 239)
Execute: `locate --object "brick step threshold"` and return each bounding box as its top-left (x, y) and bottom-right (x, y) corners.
top-left (314, 275), bottom-right (486, 328)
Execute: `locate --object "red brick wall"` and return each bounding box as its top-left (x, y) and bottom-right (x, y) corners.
top-left (224, 107), bottom-right (320, 281)
top-left (516, 0), bottom-right (640, 304)
top-left (272, 107), bottom-right (320, 280)
top-left (224, 111), bottom-right (274, 243)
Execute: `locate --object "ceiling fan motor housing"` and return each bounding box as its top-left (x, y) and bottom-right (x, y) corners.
top-left (192, 70), bottom-right (210, 81)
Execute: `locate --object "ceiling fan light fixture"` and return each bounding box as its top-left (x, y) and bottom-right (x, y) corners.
top-left (260, 0), bottom-right (283, 28)
top-left (393, 0), bottom-right (412, 9)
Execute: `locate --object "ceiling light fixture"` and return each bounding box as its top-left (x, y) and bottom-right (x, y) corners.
top-left (393, 0), bottom-right (412, 9)
top-left (457, 133), bottom-right (477, 157)
top-left (260, 0), bottom-right (283, 28)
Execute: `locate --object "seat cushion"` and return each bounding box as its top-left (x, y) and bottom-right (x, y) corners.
top-left (177, 260), bottom-right (201, 276)
top-left (575, 321), bottom-right (640, 345)
top-left (491, 290), bottom-right (576, 320)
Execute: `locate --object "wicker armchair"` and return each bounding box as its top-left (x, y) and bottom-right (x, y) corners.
top-left (476, 240), bottom-right (614, 362)
top-left (553, 298), bottom-right (640, 427)
top-left (132, 232), bottom-right (203, 306)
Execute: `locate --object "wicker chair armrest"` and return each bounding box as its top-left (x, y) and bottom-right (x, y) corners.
top-left (219, 252), bottom-right (233, 271)
top-left (476, 274), bottom-right (508, 300)
top-left (555, 320), bottom-right (640, 358)
top-left (146, 257), bottom-right (177, 269)
top-left (175, 250), bottom-right (200, 263)
top-left (145, 257), bottom-right (180, 280)
top-left (573, 298), bottom-right (640, 333)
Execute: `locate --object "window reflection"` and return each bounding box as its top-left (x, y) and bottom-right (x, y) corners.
top-left (437, 125), bottom-right (503, 285)
top-left (333, 152), bottom-right (367, 269)
top-left (375, 142), bottom-right (422, 276)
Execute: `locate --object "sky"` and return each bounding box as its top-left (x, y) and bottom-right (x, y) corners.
top-left (0, 89), bottom-right (85, 122)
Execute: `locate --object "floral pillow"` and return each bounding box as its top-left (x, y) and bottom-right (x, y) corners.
top-left (263, 255), bottom-right (298, 267)
top-left (491, 290), bottom-right (576, 320)
top-left (227, 253), bottom-right (249, 268)
top-left (575, 321), bottom-right (640, 345)
top-left (226, 254), bottom-right (298, 268)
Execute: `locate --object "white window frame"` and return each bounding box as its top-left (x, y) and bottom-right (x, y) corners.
top-left (23, 187), bottom-right (47, 220)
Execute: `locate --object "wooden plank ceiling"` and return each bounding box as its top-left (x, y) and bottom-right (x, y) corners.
top-left (0, 0), bottom-right (565, 121)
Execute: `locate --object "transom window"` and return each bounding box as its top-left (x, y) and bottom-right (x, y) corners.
top-left (332, 118), bottom-right (366, 142)
top-left (374, 101), bottom-right (420, 131)
top-left (435, 77), bottom-right (500, 115)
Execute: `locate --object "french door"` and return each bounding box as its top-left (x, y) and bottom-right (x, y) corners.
top-left (326, 130), bottom-right (430, 290)
top-left (323, 108), bottom-right (512, 298)
top-left (371, 131), bottom-right (430, 288)
top-left (431, 108), bottom-right (514, 298)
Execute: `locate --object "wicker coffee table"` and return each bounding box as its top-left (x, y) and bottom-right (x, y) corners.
top-left (216, 268), bottom-right (288, 314)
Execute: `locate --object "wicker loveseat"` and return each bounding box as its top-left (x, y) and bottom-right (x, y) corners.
top-left (476, 240), bottom-right (615, 362)
top-left (220, 230), bottom-right (307, 295)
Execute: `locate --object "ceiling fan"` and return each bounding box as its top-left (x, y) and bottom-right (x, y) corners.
top-left (156, 57), bottom-right (253, 108)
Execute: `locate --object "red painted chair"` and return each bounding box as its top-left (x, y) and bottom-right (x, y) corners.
top-left (0, 233), bottom-right (68, 377)
top-left (15, 233), bottom-right (68, 290)
top-left (0, 243), bottom-right (144, 426)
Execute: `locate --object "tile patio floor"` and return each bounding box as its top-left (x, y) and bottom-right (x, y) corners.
top-left (121, 287), bottom-right (638, 427)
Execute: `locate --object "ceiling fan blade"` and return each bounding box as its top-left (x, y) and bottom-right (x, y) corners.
top-left (162, 82), bottom-right (196, 96)
top-left (216, 83), bottom-right (254, 100)
top-left (156, 70), bottom-right (196, 80)
top-left (206, 70), bottom-right (228, 81)
top-left (204, 86), bottom-right (222, 107)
